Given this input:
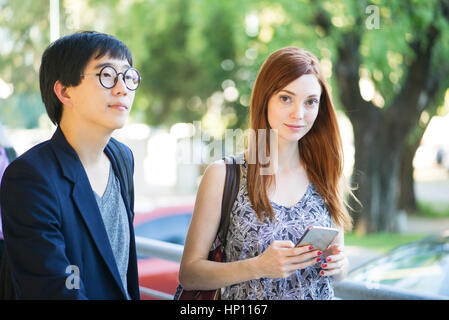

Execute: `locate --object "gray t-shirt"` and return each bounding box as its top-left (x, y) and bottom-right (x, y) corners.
top-left (94, 165), bottom-right (131, 299)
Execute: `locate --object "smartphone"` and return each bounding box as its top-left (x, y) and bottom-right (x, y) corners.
top-left (296, 226), bottom-right (339, 251)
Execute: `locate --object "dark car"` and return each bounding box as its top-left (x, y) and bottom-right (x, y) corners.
top-left (134, 205), bottom-right (193, 300)
top-left (347, 231), bottom-right (449, 298)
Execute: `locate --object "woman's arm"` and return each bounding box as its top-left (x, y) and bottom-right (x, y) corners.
top-left (179, 160), bottom-right (321, 290)
top-left (179, 160), bottom-right (258, 290)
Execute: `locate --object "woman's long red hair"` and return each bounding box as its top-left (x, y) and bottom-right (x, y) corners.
top-left (247, 47), bottom-right (353, 231)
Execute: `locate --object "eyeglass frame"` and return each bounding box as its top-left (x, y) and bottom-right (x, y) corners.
top-left (81, 65), bottom-right (141, 91)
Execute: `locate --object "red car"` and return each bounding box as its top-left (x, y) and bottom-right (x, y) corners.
top-left (134, 205), bottom-right (193, 300)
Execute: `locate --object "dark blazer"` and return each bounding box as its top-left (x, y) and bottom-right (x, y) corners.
top-left (0, 127), bottom-right (140, 299)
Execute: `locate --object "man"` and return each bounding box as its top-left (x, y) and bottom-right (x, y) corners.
top-left (0, 31), bottom-right (140, 299)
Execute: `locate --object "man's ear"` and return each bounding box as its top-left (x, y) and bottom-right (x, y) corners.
top-left (53, 81), bottom-right (72, 107)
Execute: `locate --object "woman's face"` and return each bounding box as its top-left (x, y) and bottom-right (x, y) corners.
top-left (267, 74), bottom-right (322, 145)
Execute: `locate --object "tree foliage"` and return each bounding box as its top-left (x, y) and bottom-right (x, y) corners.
top-left (0, 0), bottom-right (51, 127)
top-left (1, 0), bottom-right (449, 232)
top-left (1, 0), bottom-right (448, 129)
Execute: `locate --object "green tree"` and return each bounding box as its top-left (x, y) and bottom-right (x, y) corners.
top-left (93, 0), bottom-right (248, 128)
top-left (309, 0), bottom-right (449, 233)
top-left (0, 0), bottom-right (50, 127)
top-left (398, 85), bottom-right (448, 214)
top-left (0, 0), bottom-right (80, 128)
top-left (2, 1), bottom-right (448, 235)
top-left (220, 0), bottom-right (449, 233)
top-left (86, 0), bottom-right (449, 233)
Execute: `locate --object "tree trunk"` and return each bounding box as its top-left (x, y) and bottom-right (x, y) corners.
top-left (397, 125), bottom-right (427, 214)
top-left (314, 2), bottom-right (448, 234)
top-left (397, 109), bottom-right (441, 214)
top-left (349, 112), bottom-right (403, 234)
top-left (397, 140), bottom-right (419, 214)
top-left (334, 22), bottom-right (441, 233)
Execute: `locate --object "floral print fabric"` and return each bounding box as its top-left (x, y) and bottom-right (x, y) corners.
top-left (221, 155), bottom-right (334, 300)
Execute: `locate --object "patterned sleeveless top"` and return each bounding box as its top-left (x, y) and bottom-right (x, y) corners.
top-left (221, 155), bottom-right (334, 300)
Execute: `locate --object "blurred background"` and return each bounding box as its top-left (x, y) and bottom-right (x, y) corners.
top-left (1, 1), bottom-right (449, 294)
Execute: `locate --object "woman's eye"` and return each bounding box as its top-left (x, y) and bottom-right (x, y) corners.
top-left (306, 99), bottom-right (319, 106)
top-left (280, 95), bottom-right (291, 103)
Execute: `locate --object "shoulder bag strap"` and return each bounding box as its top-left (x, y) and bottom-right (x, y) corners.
top-left (218, 156), bottom-right (241, 255)
top-left (108, 138), bottom-right (133, 208)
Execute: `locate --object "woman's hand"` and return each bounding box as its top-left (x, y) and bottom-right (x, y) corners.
top-left (320, 244), bottom-right (348, 279)
top-left (255, 240), bottom-right (322, 279)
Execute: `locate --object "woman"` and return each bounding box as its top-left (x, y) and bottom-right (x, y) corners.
top-left (179, 47), bottom-right (353, 300)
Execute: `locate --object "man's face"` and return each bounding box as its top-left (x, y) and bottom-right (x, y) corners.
top-left (65, 54), bottom-right (136, 132)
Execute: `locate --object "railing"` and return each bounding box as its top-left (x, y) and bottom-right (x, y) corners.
top-left (136, 236), bottom-right (183, 300)
top-left (135, 236), bottom-right (448, 300)
top-left (333, 279), bottom-right (447, 300)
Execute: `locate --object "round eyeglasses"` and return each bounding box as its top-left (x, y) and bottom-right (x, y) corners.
top-left (82, 65), bottom-right (141, 91)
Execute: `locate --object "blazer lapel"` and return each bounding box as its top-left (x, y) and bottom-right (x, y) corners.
top-left (49, 127), bottom-right (127, 298)
top-left (71, 181), bottom-right (126, 294)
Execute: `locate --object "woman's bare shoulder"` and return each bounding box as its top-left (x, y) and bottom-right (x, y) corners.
top-left (202, 159), bottom-right (226, 183)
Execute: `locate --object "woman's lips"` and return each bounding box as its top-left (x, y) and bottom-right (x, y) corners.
top-left (109, 104), bottom-right (128, 111)
top-left (284, 123), bottom-right (305, 131)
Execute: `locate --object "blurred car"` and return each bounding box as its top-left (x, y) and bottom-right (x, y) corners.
top-left (134, 205), bottom-right (193, 300)
top-left (347, 231), bottom-right (449, 298)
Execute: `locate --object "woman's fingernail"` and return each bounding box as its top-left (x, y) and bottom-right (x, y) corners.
top-left (316, 257), bottom-right (321, 263)
top-left (320, 271), bottom-right (325, 275)
top-left (309, 246), bottom-right (314, 250)
top-left (322, 263), bottom-right (327, 268)
top-left (317, 251), bottom-right (322, 256)
top-left (327, 257), bottom-right (332, 262)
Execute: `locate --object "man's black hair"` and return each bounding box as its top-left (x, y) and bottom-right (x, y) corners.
top-left (39, 31), bottom-right (133, 125)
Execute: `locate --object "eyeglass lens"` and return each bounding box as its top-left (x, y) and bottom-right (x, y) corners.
top-left (99, 66), bottom-right (140, 90)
